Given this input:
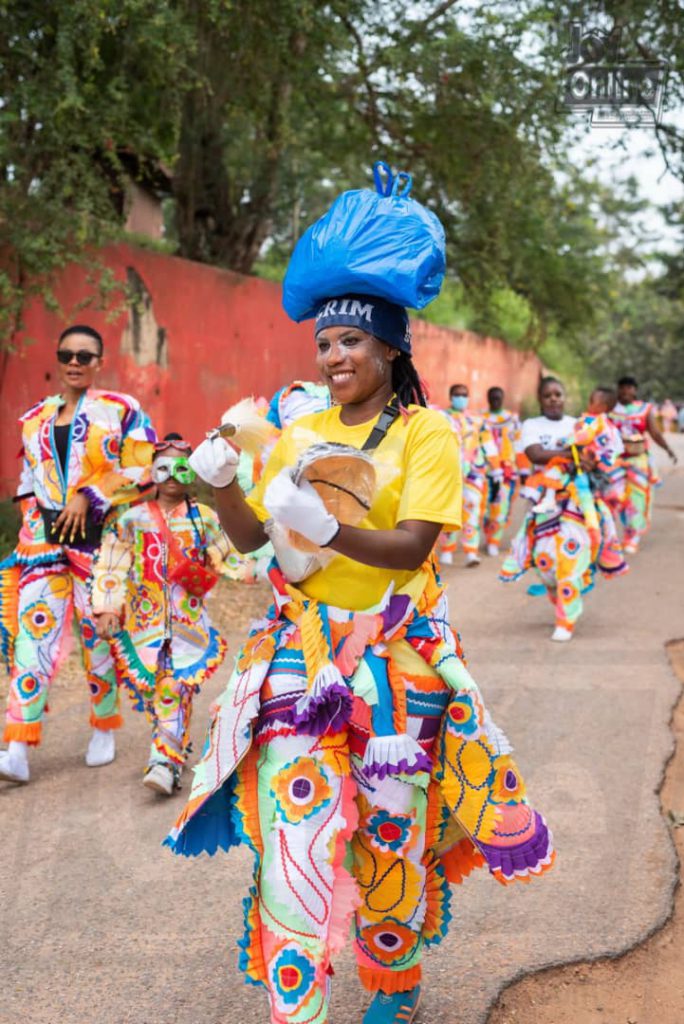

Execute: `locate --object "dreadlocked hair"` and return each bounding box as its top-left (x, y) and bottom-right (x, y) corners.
top-left (392, 351), bottom-right (428, 408)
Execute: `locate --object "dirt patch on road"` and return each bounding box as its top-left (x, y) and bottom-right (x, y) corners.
top-left (488, 640), bottom-right (684, 1024)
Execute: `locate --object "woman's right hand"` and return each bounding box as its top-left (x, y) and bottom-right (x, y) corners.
top-left (189, 437), bottom-right (239, 488)
top-left (95, 613), bottom-right (120, 639)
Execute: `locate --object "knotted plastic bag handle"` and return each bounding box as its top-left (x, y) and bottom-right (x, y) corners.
top-left (373, 161), bottom-right (413, 198)
top-left (392, 171), bottom-right (413, 197)
top-left (373, 160), bottom-right (394, 196)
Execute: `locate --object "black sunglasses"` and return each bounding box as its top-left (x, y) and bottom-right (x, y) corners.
top-left (57, 349), bottom-right (99, 366)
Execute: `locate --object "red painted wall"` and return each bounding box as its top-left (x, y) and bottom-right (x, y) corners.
top-left (0, 242), bottom-right (541, 495)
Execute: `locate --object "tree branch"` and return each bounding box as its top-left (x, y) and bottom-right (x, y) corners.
top-left (338, 13), bottom-right (381, 144)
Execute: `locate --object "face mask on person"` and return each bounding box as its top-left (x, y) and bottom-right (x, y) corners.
top-left (151, 456), bottom-right (197, 485)
top-left (451, 395), bottom-right (469, 411)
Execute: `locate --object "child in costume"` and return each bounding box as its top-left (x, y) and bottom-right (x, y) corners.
top-left (440, 383), bottom-right (498, 567)
top-left (0, 324), bottom-right (155, 785)
top-left (92, 434), bottom-right (232, 795)
top-left (480, 387), bottom-right (521, 557)
top-left (168, 278), bottom-right (555, 1024)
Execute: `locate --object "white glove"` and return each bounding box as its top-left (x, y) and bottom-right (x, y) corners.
top-left (263, 469), bottom-right (339, 547)
top-left (264, 520), bottom-right (324, 582)
top-left (189, 437), bottom-right (239, 488)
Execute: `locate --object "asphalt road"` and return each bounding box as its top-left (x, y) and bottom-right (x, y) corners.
top-left (1, 439), bottom-right (682, 1024)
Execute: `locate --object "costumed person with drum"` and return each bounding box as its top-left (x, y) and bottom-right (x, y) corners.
top-left (166, 166), bottom-right (554, 1024)
top-left (608, 375), bottom-right (678, 554)
top-left (0, 324), bottom-right (156, 785)
top-left (92, 434), bottom-right (232, 795)
top-left (500, 377), bottom-right (627, 642)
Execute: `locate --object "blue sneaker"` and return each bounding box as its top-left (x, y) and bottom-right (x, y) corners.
top-left (362, 986), bottom-right (421, 1024)
top-left (526, 582), bottom-right (547, 597)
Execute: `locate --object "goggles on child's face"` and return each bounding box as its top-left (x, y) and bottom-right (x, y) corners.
top-left (151, 456), bottom-right (197, 485)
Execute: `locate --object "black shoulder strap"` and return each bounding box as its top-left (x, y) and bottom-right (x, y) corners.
top-left (362, 396), bottom-right (401, 451)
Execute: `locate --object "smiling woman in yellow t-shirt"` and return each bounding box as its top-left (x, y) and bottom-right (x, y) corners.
top-left (167, 296), bottom-right (554, 1024)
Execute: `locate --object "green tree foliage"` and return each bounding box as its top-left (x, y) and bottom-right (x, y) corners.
top-left (0, 0), bottom-right (190, 336)
top-left (0, 0), bottom-right (677, 371)
top-left (580, 276), bottom-right (684, 402)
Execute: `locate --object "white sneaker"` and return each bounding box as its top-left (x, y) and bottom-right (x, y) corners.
top-left (486, 544), bottom-right (499, 557)
top-left (0, 742), bottom-right (30, 784)
top-left (465, 552), bottom-right (481, 567)
top-left (440, 550), bottom-right (454, 565)
top-left (143, 762), bottom-right (176, 796)
top-left (85, 728), bottom-right (116, 767)
top-left (550, 626), bottom-right (573, 643)
top-left (623, 542), bottom-right (638, 554)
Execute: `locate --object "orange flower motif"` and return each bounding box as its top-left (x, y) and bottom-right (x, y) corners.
top-left (357, 920), bottom-right (421, 966)
top-left (491, 756), bottom-right (527, 804)
top-left (238, 629), bottom-right (276, 671)
top-left (20, 601), bottom-right (57, 640)
top-left (271, 756), bottom-right (333, 824)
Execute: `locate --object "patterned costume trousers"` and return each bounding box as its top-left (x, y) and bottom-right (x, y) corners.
top-left (531, 523), bottom-right (591, 632)
top-left (147, 666), bottom-right (195, 767)
top-left (441, 472), bottom-right (486, 557)
top-left (483, 477), bottom-right (515, 550)
top-left (4, 554), bottom-right (120, 744)
top-left (619, 456), bottom-right (652, 549)
top-left (255, 728), bottom-right (439, 1024)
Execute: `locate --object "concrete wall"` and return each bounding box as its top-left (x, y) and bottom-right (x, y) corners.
top-left (0, 242), bottom-right (542, 495)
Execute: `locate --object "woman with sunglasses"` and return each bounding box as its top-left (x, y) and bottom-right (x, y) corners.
top-left (0, 324), bottom-right (156, 784)
top-left (92, 434), bottom-right (232, 795)
top-left (166, 296), bottom-right (554, 1024)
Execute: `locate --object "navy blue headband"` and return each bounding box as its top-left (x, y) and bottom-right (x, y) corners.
top-left (314, 295), bottom-right (411, 354)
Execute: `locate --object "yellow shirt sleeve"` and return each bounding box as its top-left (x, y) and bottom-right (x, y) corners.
top-left (397, 411), bottom-right (462, 528)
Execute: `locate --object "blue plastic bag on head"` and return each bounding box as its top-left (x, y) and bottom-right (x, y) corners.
top-left (282, 162), bottom-right (446, 322)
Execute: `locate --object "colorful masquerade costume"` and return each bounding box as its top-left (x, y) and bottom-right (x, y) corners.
top-left (440, 410), bottom-right (497, 559)
top-left (91, 498), bottom-right (230, 767)
top-left (501, 414), bottom-right (627, 632)
top-left (167, 405), bottom-right (555, 1024)
top-left (1, 389), bottom-right (155, 744)
top-left (607, 401), bottom-right (658, 551)
top-left (480, 409), bottom-right (521, 552)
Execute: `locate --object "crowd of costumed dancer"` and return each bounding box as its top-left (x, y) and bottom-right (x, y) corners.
top-left (0, 161), bottom-right (675, 1022)
top-left (164, 163), bottom-right (555, 1024)
top-left (497, 375), bottom-right (677, 641)
top-left (0, 153), bottom-right (671, 1024)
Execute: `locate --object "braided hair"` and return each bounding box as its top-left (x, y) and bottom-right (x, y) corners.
top-left (392, 351), bottom-right (428, 408)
